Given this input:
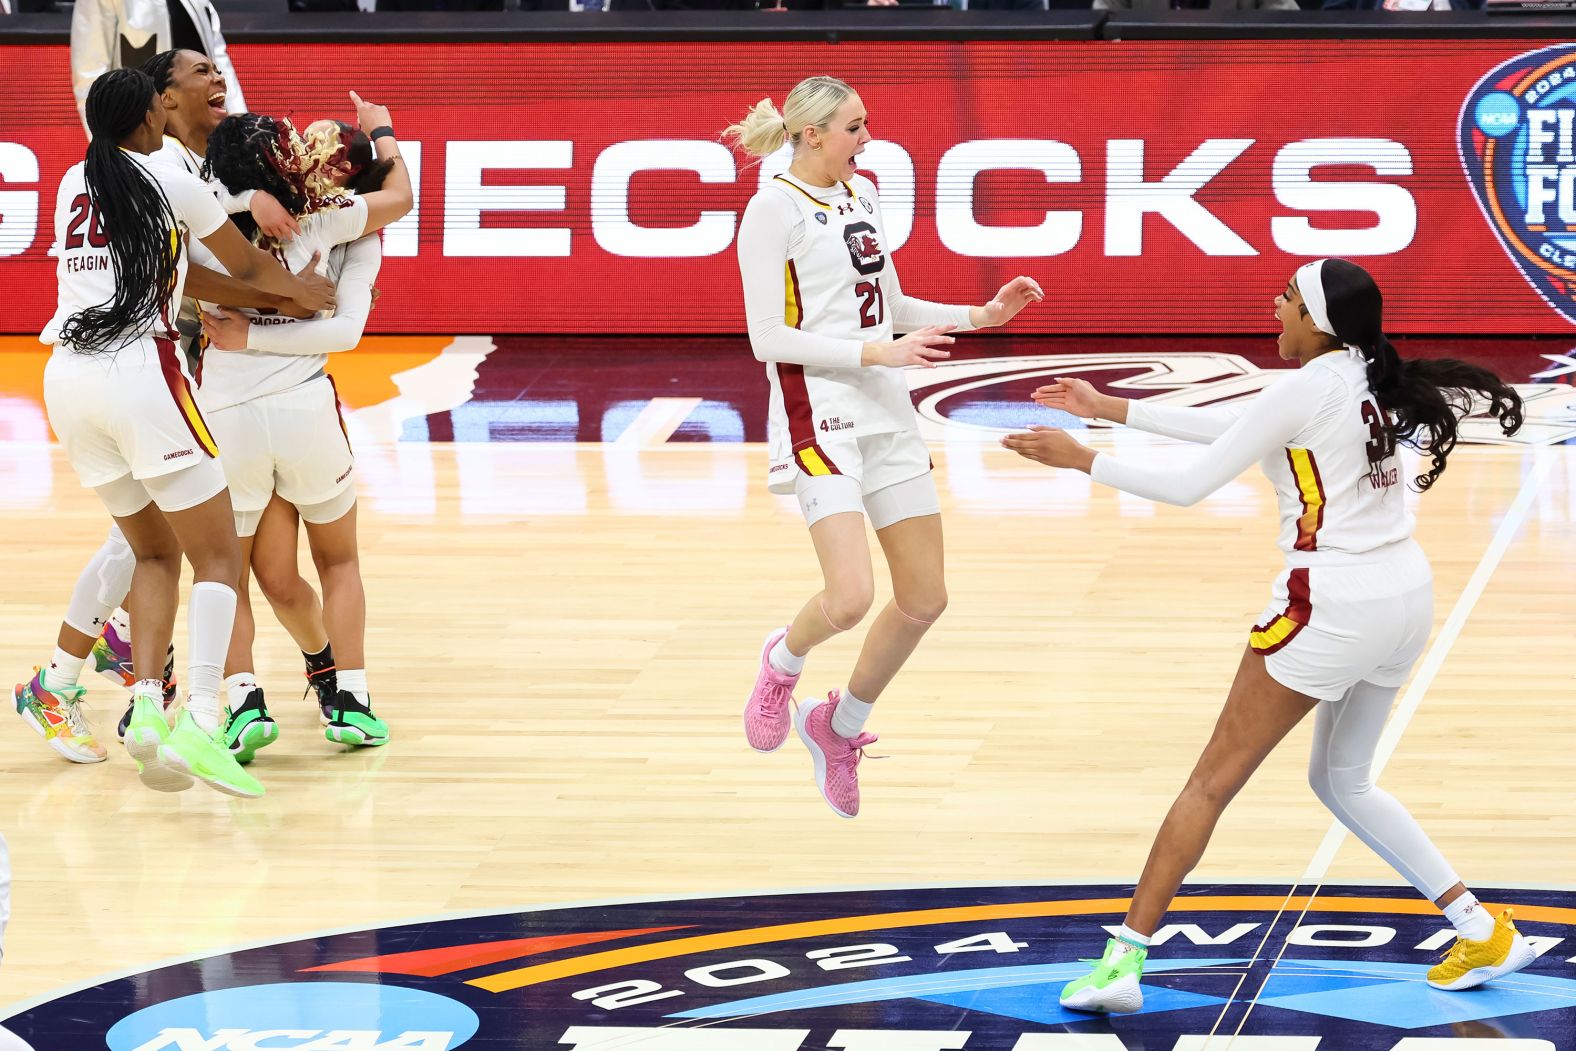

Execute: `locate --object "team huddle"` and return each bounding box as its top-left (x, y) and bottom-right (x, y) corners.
top-left (18, 51), bottom-right (410, 800)
top-left (18, 61), bottom-right (1536, 1019)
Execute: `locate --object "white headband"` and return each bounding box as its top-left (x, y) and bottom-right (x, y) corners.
top-left (1294, 259), bottom-right (1337, 337)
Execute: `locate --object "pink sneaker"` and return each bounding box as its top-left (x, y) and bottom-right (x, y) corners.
top-left (794, 689), bottom-right (878, 819)
top-left (744, 628), bottom-right (798, 752)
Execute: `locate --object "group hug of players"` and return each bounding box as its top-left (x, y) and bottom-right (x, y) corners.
top-left (22, 63), bottom-right (1537, 1014)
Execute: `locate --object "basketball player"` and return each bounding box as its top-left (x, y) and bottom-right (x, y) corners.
top-left (10, 48), bottom-right (318, 765)
top-left (1002, 258), bottom-right (1532, 1010)
top-left (727, 75), bottom-right (1042, 818)
top-left (194, 99), bottom-right (412, 752)
top-left (42, 68), bottom-right (331, 796)
top-left (199, 116), bottom-right (391, 762)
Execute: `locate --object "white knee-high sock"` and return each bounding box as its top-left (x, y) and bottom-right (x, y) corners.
top-left (186, 582), bottom-right (237, 733)
top-left (63, 529), bottom-right (134, 637)
top-left (1309, 682), bottom-right (1461, 902)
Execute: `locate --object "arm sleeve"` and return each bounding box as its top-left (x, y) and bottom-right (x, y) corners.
top-left (1090, 369), bottom-right (1327, 507)
top-left (246, 235), bottom-right (381, 355)
top-left (737, 191), bottom-right (863, 369)
top-left (70, 0), bottom-right (116, 131)
top-left (317, 198), bottom-right (370, 248)
top-left (217, 187), bottom-right (257, 215)
top-left (165, 168), bottom-right (227, 239)
top-left (1124, 399), bottom-right (1249, 444)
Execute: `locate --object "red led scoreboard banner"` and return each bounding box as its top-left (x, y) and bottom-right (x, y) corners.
top-left (1, 39), bottom-right (1574, 335)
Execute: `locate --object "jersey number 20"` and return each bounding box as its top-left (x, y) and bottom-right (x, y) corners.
top-left (855, 279), bottom-right (885, 328)
top-left (64, 193), bottom-right (109, 250)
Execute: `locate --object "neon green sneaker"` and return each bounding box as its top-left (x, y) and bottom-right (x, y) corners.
top-left (123, 690), bottom-right (193, 793)
top-left (323, 691), bottom-right (390, 748)
top-left (1060, 937), bottom-right (1147, 1014)
top-left (158, 710), bottom-right (264, 798)
top-left (224, 687), bottom-right (278, 765)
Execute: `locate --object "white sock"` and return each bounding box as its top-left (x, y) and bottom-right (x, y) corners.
top-left (1444, 892), bottom-right (1495, 942)
top-left (186, 581), bottom-right (237, 724)
top-left (830, 688), bottom-right (874, 739)
top-left (185, 693), bottom-right (221, 734)
top-left (769, 634), bottom-right (805, 677)
top-left (224, 672), bottom-right (258, 713)
top-left (337, 668), bottom-right (369, 706)
top-left (1113, 924), bottom-right (1152, 955)
top-left (44, 647), bottom-right (86, 691)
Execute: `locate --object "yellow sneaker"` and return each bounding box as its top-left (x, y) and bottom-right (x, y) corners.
top-left (1427, 908), bottom-right (1536, 991)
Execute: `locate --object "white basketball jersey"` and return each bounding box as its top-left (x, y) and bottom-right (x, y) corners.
top-left (39, 154), bottom-right (226, 350)
top-left (1264, 351), bottom-right (1414, 561)
top-left (760, 174), bottom-right (917, 488)
top-left (194, 196), bottom-right (368, 413)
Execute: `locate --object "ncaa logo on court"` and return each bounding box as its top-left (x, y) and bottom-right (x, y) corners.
top-left (14, 884), bottom-right (1576, 1050)
top-left (1459, 45), bottom-right (1576, 327)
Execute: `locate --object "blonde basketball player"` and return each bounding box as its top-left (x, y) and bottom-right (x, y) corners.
top-left (42, 68), bottom-right (330, 797)
top-left (728, 75), bottom-right (1042, 818)
top-left (1003, 258), bottom-right (1532, 1011)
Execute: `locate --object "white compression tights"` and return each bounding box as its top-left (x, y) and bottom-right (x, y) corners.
top-left (1308, 680), bottom-right (1461, 901)
top-left (63, 525), bottom-right (135, 637)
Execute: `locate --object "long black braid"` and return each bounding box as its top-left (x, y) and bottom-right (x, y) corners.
top-left (57, 69), bottom-right (180, 357)
top-left (203, 114), bottom-right (308, 245)
top-left (1319, 258), bottom-right (1524, 492)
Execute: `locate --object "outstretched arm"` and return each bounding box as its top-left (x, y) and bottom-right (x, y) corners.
top-left (1033, 376), bottom-right (1247, 444)
top-left (1004, 367), bottom-right (1327, 507)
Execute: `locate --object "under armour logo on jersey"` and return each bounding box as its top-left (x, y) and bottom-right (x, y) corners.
top-left (837, 202), bottom-right (855, 215)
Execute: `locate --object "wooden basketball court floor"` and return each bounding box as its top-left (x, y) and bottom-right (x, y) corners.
top-left (0, 340), bottom-right (1571, 1018)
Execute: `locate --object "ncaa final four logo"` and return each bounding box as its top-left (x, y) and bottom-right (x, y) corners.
top-left (1460, 45), bottom-right (1576, 326)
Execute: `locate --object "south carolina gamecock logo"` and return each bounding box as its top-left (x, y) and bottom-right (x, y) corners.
top-left (1459, 45), bottom-right (1576, 326)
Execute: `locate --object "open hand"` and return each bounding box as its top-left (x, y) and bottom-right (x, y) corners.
top-left (869, 325), bottom-right (954, 368)
top-left (975, 276), bottom-right (1044, 328)
top-left (1032, 376), bottom-right (1107, 419)
top-left (1000, 425), bottom-right (1096, 472)
top-left (250, 191), bottom-right (300, 243)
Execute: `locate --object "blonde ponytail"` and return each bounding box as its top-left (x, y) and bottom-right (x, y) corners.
top-left (723, 97), bottom-right (788, 159)
top-left (723, 76), bottom-right (857, 160)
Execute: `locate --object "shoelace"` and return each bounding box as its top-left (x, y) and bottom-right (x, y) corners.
top-left (827, 732), bottom-right (881, 781)
top-left (63, 700), bottom-right (95, 740)
top-left (757, 680), bottom-right (792, 720)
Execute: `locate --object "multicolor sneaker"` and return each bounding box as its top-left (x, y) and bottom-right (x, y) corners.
top-left (13, 668), bottom-right (107, 764)
top-left (1060, 937), bottom-right (1148, 1014)
top-left (96, 619), bottom-right (179, 740)
top-left (158, 710), bottom-right (264, 798)
top-left (744, 627), bottom-right (799, 753)
top-left (793, 690), bottom-right (878, 819)
top-left (123, 691), bottom-right (194, 793)
top-left (323, 691), bottom-right (390, 748)
top-left (224, 687), bottom-right (278, 765)
top-left (1427, 909), bottom-right (1536, 990)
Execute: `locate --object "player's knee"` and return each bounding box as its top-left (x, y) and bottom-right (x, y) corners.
top-left (1309, 761), bottom-right (1371, 810)
top-left (1183, 768), bottom-right (1240, 812)
top-left (253, 562), bottom-right (306, 605)
top-left (896, 586), bottom-right (947, 626)
top-left (823, 585), bottom-right (874, 631)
